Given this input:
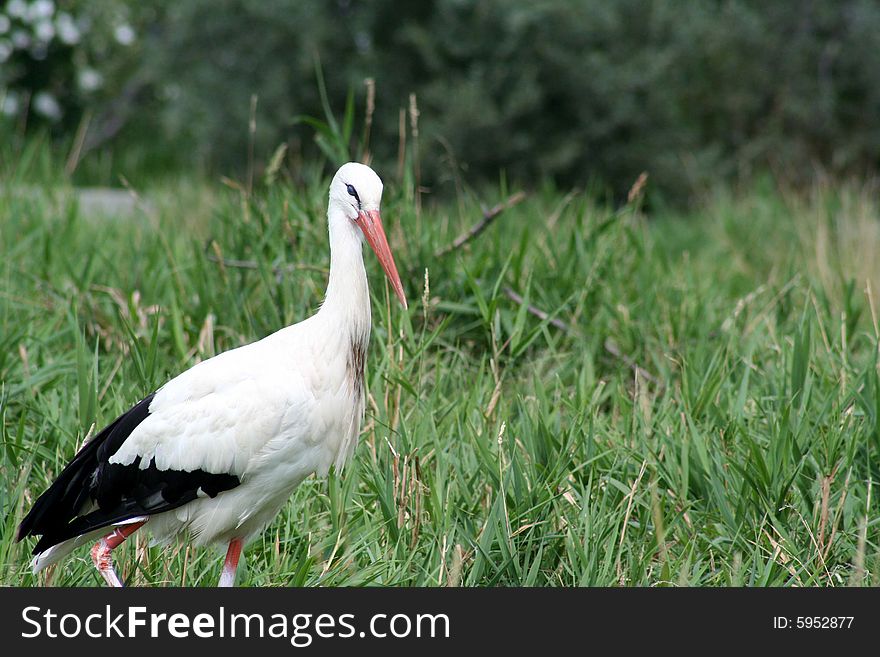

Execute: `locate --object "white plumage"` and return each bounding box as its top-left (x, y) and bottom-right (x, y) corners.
top-left (18, 162), bottom-right (407, 586)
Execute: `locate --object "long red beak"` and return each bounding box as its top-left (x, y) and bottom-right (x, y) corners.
top-left (356, 210), bottom-right (407, 308)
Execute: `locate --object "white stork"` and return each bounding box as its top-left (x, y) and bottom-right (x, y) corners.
top-left (17, 162), bottom-right (407, 587)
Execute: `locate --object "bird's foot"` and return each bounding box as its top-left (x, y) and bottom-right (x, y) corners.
top-left (91, 539), bottom-right (124, 587)
top-left (90, 520), bottom-right (147, 587)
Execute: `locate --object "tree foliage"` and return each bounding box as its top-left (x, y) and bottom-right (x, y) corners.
top-left (4, 0), bottom-right (880, 200)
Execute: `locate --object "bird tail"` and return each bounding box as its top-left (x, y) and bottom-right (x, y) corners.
top-left (30, 516), bottom-right (149, 573)
top-left (31, 536), bottom-right (81, 573)
top-left (17, 395), bottom-right (155, 552)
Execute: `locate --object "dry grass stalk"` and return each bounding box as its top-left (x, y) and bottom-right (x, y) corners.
top-left (822, 467), bottom-right (850, 564)
top-left (616, 460), bottom-right (648, 583)
top-left (65, 110), bottom-right (92, 176)
top-left (503, 286), bottom-right (571, 333)
top-left (446, 544), bottom-right (465, 587)
top-left (409, 93), bottom-right (422, 218)
top-left (817, 469), bottom-right (833, 559)
top-left (627, 171), bottom-right (649, 204)
top-left (396, 108), bottom-right (406, 180)
top-left (502, 286), bottom-right (664, 388)
top-left (433, 191), bottom-right (527, 259)
top-left (604, 338), bottom-right (664, 389)
top-left (247, 94), bottom-right (258, 196)
top-left (204, 250), bottom-right (327, 277)
top-left (361, 78), bottom-right (375, 164)
top-left (849, 479), bottom-right (870, 586)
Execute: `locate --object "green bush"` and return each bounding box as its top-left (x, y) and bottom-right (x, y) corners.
top-left (5, 0), bottom-right (880, 201)
top-left (0, 0), bottom-right (143, 132)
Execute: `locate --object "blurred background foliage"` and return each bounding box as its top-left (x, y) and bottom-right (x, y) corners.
top-left (2, 0), bottom-right (880, 201)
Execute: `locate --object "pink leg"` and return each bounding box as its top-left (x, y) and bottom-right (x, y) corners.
top-left (218, 538), bottom-right (243, 587)
top-left (90, 520), bottom-right (147, 587)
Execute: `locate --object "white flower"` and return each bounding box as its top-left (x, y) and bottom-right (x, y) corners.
top-left (29, 1), bottom-right (55, 21)
top-left (114, 23), bottom-right (135, 46)
top-left (1, 92), bottom-right (20, 116)
top-left (55, 12), bottom-right (79, 45)
top-left (355, 31), bottom-right (370, 54)
top-left (0, 15), bottom-right (11, 34)
top-left (30, 42), bottom-right (48, 60)
top-left (7, 0), bottom-right (27, 20)
top-left (0, 40), bottom-right (11, 63)
top-left (33, 91), bottom-right (62, 121)
top-left (34, 20), bottom-right (54, 42)
top-left (78, 68), bottom-right (103, 92)
top-left (11, 29), bottom-right (30, 48)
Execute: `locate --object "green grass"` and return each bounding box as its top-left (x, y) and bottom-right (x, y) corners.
top-left (1, 144), bottom-right (879, 586)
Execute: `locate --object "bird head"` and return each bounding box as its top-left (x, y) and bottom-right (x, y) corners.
top-left (330, 162), bottom-right (407, 308)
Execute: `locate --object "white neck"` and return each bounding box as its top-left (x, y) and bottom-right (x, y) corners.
top-left (318, 206), bottom-right (371, 347)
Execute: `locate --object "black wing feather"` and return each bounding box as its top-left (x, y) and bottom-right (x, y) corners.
top-left (17, 393), bottom-right (240, 554)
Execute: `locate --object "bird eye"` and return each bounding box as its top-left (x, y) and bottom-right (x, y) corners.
top-left (345, 184), bottom-right (360, 202)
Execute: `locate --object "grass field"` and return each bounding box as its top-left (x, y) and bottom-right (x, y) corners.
top-left (1, 141), bottom-right (879, 586)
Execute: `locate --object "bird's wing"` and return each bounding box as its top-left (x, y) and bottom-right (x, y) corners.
top-left (17, 394), bottom-right (158, 547)
top-left (110, 361), bottom-right (309, 475)
top-left (19, 339), bottom-right (315, 554)
top-left (106, 336), bottom-right (321, 480)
